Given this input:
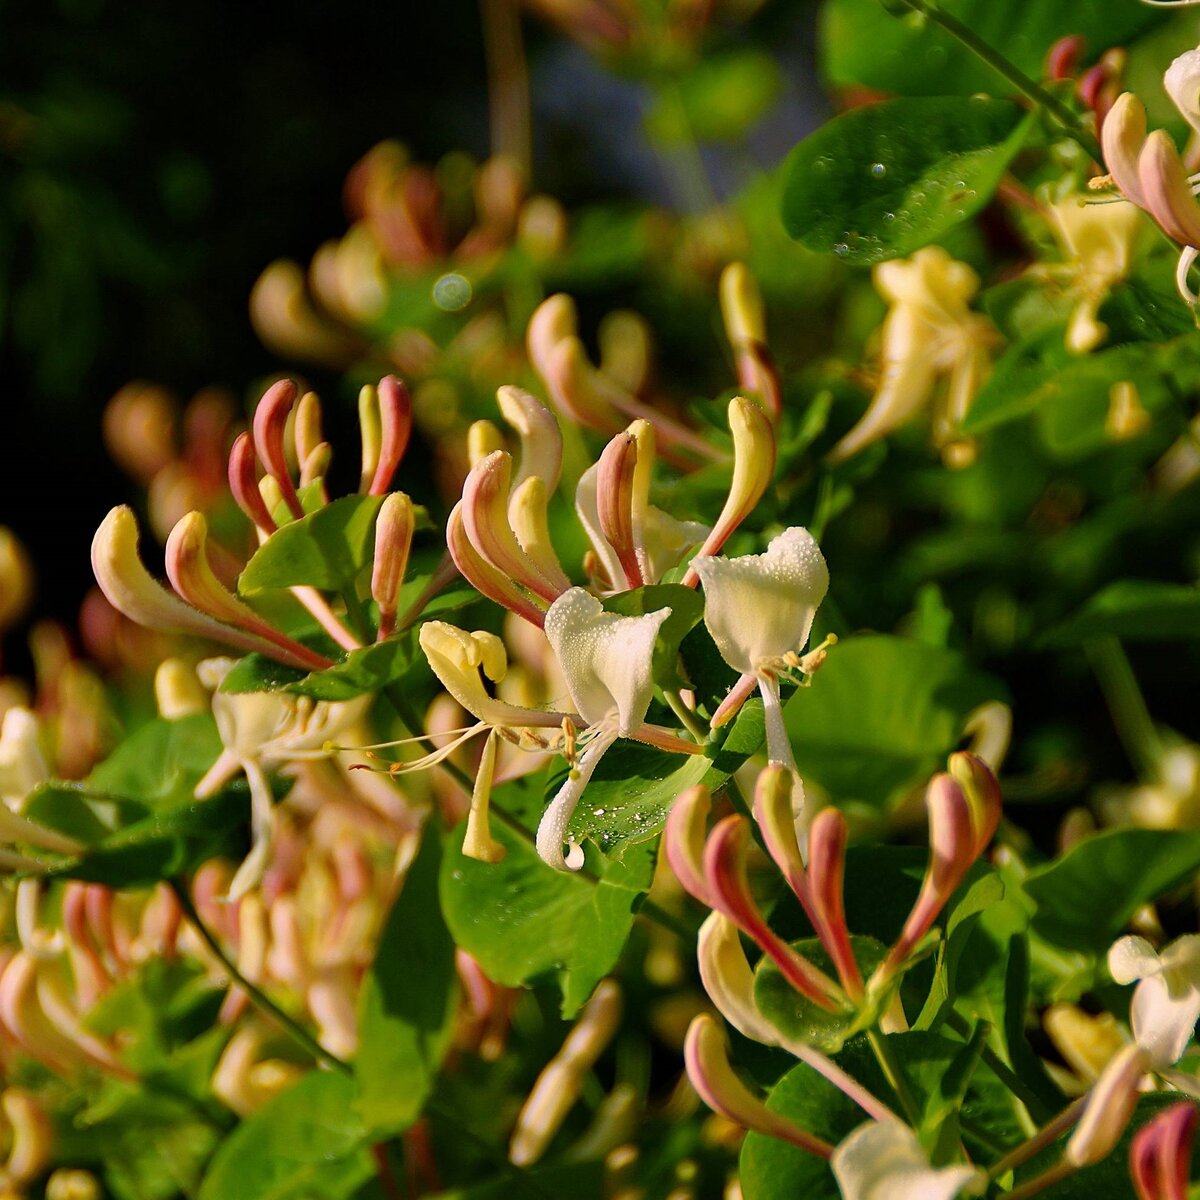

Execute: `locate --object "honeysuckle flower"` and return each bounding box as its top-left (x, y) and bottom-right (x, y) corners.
top-left (684, 1014), bottom-right (834, 1157)
top-left (831, 1120), bottom-right (984, 1200)
top-left (509, 979), bottom-right (622, 1166)
top-left (692, 526), bottom-right (829, 842)
top-left (1130, 1101), bottom-right (1196, 1200)
top-left (1109, 934), bottom-right (1200, 1067)
top-left (1039, 194), bottom-right (1143, 353)
top-left (827, 247), bottom-right (996, 466)
top-left (537, 587), bottom-right (671, 870)
top-left (1097, 741), bottom-right (1200, 830)
top-left (194, 658), bottom-right (372, 899)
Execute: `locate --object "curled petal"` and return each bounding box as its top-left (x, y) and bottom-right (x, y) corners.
top-left (462, 732), bottom-right (506, 864)
top-left (832, 1119), bottom-right (983, 1200)
top-left (596, 428), bottom-right (643, 588)
top-left (1103, 93), bottom-right (1148, 208)
top-left (369, 375), bottom-right (412, 495)
top-left (1138, 131), bottom-right (1200, 249)
top-left (1067, 1044), bottom-right (1149, 1167)
top-left (446, 504), bottom-right (548, 628)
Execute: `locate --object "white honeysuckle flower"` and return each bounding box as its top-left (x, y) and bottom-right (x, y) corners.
top-left (0, 708), bottom-right (49, 812)
top-left (537, 587), bottom-right (671, 870)
top-left (1166, 47), bottom-right (1200, 137)
top-left (1109, 934), bottom-right (1200, 1067)
top-left (831, 1121), bottom-right (984, 1200)
top-left (194, 659), bottom-right (372, 900)
top-left (692, 527), bottom-right (829, 847)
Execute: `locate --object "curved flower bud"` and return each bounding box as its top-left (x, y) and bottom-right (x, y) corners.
top-left (753, 763), bottom-right (812, 913)
top-left (720, 263), bottom-right (781, 420)
top-left (165, 512), bottom-right (333, 671)
top-left (664, 784), bottom-right (713, 906)
top-left (368, 375), bottom-right (413, 496)
top-left (526, 293), bottom-right (579, 382)
top-left (1103, 92), bottom-right (1149, 209)
top-left (293, 390), bottom-right (324, 468)
top-left (598, 310), bottom-right (651, 396)
top-left (509, 477), bottom-right (572, 595)
top-left (1138, 131), bottom-right (1200, 250)
top-left (1, 1088), bottom-right (53, 1186)
top-left (252, 379), bottom-right (304, 519)
top-left (228, 432), bottom-right (278, 534)
top-left (684, 1014), bottom-right (833, 1157)
top-left (446, 503), bottom-right (548, 629)
top-left (541, 336), bottom-right (625, 434)
top-left (596, 427), bottom-right (643, 588)
top-left (947, 751), bottom-right (1002, 859)
top-left (705, 816), bottom-right (842, 1011)
top-left (372, 492), bottom-right (415, 639)
top-left (692, 527), bottom-right (829, 677)
top-left (831, 1120), bottom-right (983, 1200)
top-left (697, 911), bottom-right (780, 1044)
top-left (807, 808), bottom-right (862, 1000)
top-left (497, 385), bottom-right (562, 493)
top-left (1109, 934), bottom-right (1200, 1067)
top-left (92, 507), bottom-right (326, 670)
top-left (1067, 1043), bottom-right (1149, 1167)
top-left (468, 420), bottom-right (505, 467)
top-left (462, 732), bottom-right (506, 863)
top-left (1130, 1101), bottom-right (1195, 1200)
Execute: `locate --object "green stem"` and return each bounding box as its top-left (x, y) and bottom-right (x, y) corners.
top-left (987, 1099), bottom-right (1085, 1182)
top-left (1003, 1158), bottom-right (1075, 1200)
top-left (867, 1029), bottom-right (921, 1128)
top-left (169, 879), bottom-right (352, 1076)
top-left (665, 690), bottom-right (708, 743)
top-left (425, 1099), bottom-right (556, 1200)
top-left (1085, 636), bottom-right (1165, 780)
top-left (944, 1010), bottom-right (1050, 1121)
top-left (885, 0), bottom-right (1101, 161)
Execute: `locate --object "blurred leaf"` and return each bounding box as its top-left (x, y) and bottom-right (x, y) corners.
top-left (356, 832), bottom-right (457, 1139)
top-left (784, 635), bottom-right (1005, 812)
top-left (239, 495), bottom-right (384, 594)
top-left (820, 0), bottom-right (1164, 97)
top-left (440, 781), bottom-right (656, 1017)
top-left (645, 52), bottom-right (782, 145)
top-left (198, 1072), bottom-right (373, 1200)
top-left (1024, 829), bottom-right (1200, 952)
top-left (1044, 580), bottom-right (1200, 644)
top-left (781, 98), bottom-right (1031, 264)
top-left (24, 783), bottom-right (149, 845)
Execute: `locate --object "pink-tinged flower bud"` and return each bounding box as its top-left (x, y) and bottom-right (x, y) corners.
top-left (720, 264), bottom-right (781, 420)
top-left (1046, 34), bottom-right (1086, 82)
top-left (697, 911), bottom-right (781, 1044)
top-left (358, 383), bottom-right (383, 492)
top-left (508, 477), bottom-right (572, 595)
top-left (682, 398), bottom-right (775, 587)
top-left (92, 507), bottom-right (327, 670)
top-left (882, 773), bottom-right (977, 975)
top-left (1067, 1044), bottom-right (1149, 1167)
top-left (664, 784), bottom-right (713, 906)
top-left (705, 816), bottom-right (843, 1012)
top-left (165, 512), bottom-right (333, 671)
top-left (372, 492), bottom-right (415, 640)
top-left (228, 432), bottom-right (278, 534)
top-left (684, 1014), bottom-right (834, 1157)
top-left (293, 390), bottom-right (323, 467)
top-left (102, 382), bottom-right (177, 484)
top-left (309, 968), bottom-right (359, 1059)
top-left (947, 751), bottom-right (1002, 858)
top-left (252, 379), bottom-right (304, 519)
top-left (1130, 1101), bottom-right (1195, 1200)
top-left (753, 764), bottom-right (813, 912)
top-left (510, 980), bottom-right (622, 1166)
top-left (368, 375), bottom-right (412, 495)
top-left (542, 337), bottom-right (626, 435)
top-left (219, 894), bottom-right (267, 1026)
top-left (526, 293), bottom-right (579, 382)
top-left (1103, 93), bottom-right (1148, 208)
top-left (1139, 130), bottom-right (1200, 249)
top-left (807, 809), bottom-right (863, 1000)
top-left (596, 428), bottom-right (643, 588)
top-left (446, 504), bottom-right (548, 628)
top-left (299, 442), bottom-right (332, 490)
top-left (497, 385), bottom-right (562, 493)
top-left (2, 1087), bottom-right (53, 1185)
top-left (710, 672), bottom-right (759, 730)
top-left (462, 452), bottom-right (565, 604)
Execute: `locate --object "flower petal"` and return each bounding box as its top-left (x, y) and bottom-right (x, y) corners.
top-left (831, 1120), bottom-right (983, 1200)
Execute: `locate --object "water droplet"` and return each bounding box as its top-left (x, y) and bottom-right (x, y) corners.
top-left (432, 272), bottom-right (472, 311)
top-left (833, 243), bottom-right (849, 256)
top-left (883, 211), bottom-right (895, 222)
top-left (592, 807), bottom-right (606, 816)
top-left (869, 162), bottom-right (886, 179)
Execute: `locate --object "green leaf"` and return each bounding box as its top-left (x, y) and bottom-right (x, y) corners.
top-left (48, 787), bottom-right (250, 888)
top-left (440, 781), bottom-right (656, 1017)
top-left (603, 583), bottom-right (705, 691)
top-left (1024, 828), bottom-right (1200, 952)
top-left (784, 635), bottom-right (1004, 813)
top-left (198, 1072), bottom-right (373, 1200)
top-left (1044, 580), bottom-right (1200, 645)
top-left (820, 0), bottom-right (1164, 98)
top-left (645, 52), bottom-right (782, 144)
top-left (356, 831), bottom-right (457, 1139)
top-left (754, 936), bottom-right (886, 1053)
top-left (239, 494), bottom-right (384, 593)
top-left (223, 633), bottom-right (424, 700)
top-left (24, 783), bottom-right (148, 845)
top-left (781, 97), bottom-right (1030, 264)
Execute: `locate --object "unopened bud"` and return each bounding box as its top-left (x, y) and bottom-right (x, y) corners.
top-left (526, 293), bottom-right (578, 382)
top-left (517, 195), bottom-right (568, 260)
top-left (596, 428), bottom-right (642, 588)
top-left (252, 379), bottom-right (304, 519)
top-left (1107, 380), bottom-right (1151, 442)
top-left (947, 751), bottom-right (1002, 857)
top-left (2, 1088), bottom-right (52, 1185)
top-left (1130, 1100), bottom-right (1196, 1200)
top-left (250, 260), bottom-right (360, 366)
top-left (684, 1015), bottom-right (833, 1156)
top-left (368, 376), bottom-right (412, 496)
top-left (497, 385), bottom-right (562, 493)
top-left (293, 390), bottom-right (324, 467)
top-left (1067, 1044), bottom-right (1148, 1167)
top-left (468, 420), bottom-right (505, 468)
top-left (508, 477), bottom-right (571, 594)
top-left (598, 310), bottom-right (652, 397)
top-left (228, 432), bottom-right (277, 534)
top-left (46, 1169), bottom-right (102, 1200)
top-left (697, 911), bottom-right (780, 1045)
top-left (663, 785), bottom-right (713, 906)
top-left (462, 732), bottom-right (506, 864)
top-left (372, 493), bottom-right (415, 639)
top-left (446, 504), bottom-right (547, 628)
top-left (1102, 93), bottom-right (1148, 209)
